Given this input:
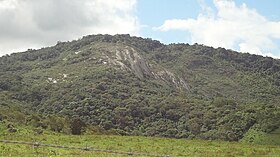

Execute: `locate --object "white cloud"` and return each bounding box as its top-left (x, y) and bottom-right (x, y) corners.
top-left (157, 0), bottom-right (280, 58)
top-left (0, 0), bottom-right (139, 56)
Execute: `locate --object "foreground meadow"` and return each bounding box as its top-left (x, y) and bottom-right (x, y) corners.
top-left (0, 126), bottom-right (279, 157)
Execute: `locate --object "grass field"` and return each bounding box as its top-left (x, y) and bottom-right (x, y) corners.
top-left (0, 125), bottom-right (280, 157)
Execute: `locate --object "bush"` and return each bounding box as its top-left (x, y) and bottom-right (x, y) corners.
top-left (70, 118), bottom-right (86, 135)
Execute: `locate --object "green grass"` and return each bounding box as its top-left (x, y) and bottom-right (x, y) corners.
top-left (0, 125), bottom-right (279, 157)
top-left (241, 128), bottom-right (280, 146)
top-left (266, 129), bottom-right (280, 145)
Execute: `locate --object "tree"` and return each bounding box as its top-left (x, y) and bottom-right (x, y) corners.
top-left (70, 118), bottom-right (86, 135)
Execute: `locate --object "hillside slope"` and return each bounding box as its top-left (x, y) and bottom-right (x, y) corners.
top-left (0, 34), bottom-right (279, 141)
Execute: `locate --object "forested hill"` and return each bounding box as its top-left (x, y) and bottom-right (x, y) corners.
top-left (0, 34), bottom-right (279, 142)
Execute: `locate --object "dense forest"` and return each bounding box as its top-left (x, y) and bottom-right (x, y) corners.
top-left (0, 34), bottom-right (279, 142)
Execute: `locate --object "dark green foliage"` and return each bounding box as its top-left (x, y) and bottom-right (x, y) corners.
top-left (0, 34), bottom-right (279, 141)
top-left (45, 116), bottom-right (66, 132)
top-left (70, 118), bottom-right (86, 135)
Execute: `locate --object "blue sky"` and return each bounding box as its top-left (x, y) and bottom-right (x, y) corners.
top-left (0, 0), bottom-right (279, 58)
top-left (137, 0), bottom-right (280, 58)
top-left (137, 0), bottom-right (280, 43)
top-left (137, 0), bottom-right (200, 43)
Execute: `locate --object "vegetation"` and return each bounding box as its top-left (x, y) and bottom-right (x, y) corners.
top-left (0, 34), bottom-right (279, 143)
top-left (0, 123), bottom-right (279, 157)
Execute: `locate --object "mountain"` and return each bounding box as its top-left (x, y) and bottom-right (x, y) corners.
top-left (0, 34), bottom-right (279, 142)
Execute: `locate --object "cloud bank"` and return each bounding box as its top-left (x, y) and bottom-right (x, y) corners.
top-left (157, 0), bottom-right (280, 58)
top-left (0, 0), bottom-right (139, 56)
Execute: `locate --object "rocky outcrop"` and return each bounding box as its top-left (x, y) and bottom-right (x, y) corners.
top-left (154, 69), bottom-right (188, 90)
top-left (94, 45), bottom-right (188, 90)
top-left (113, 47), bottom-right (153, 79)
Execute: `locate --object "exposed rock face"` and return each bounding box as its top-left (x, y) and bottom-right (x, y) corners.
top-left (154, 69), bottom-right (189, 90)
top-left (114, 47), bottom-right (153, 79)
top-left (100, 45), bottom-right (188, 90)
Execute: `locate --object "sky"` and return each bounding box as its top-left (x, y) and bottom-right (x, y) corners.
top-left (0, 0), bottom-right (280, 58)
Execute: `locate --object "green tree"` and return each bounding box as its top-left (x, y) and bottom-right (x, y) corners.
top-left (70, 118), bottom-right (86, 135)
